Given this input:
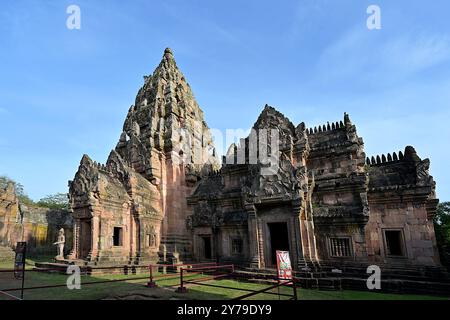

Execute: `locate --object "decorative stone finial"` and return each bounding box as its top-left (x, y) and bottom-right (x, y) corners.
top-left (404, 146), bottom-right (420, 162)
top-left (164, 47), bottom-right (173, 55)
top-left (344, 112), bottom-right (352, 125)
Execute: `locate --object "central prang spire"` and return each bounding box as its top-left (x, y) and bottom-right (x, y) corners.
top-left (115, 48), bottom-right (218, 181)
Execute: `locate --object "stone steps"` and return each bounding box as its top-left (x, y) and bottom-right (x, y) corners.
top-left (319, 262), bottom-right (450, 283)
top-left (323, 270), bottom-right (450, 285)
top-left (341, 277), bottom-right (450, 296)
top-left (236, 266), bottom-right (450, 295)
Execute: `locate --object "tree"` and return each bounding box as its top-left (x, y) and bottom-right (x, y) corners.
top-left (1, 176), bottom-right (69, 209)
top-left (433, 202), bottom-right (450, 269)
top-left (37, 193), bottom-right (69, 210)
top-left (0, 175), bottom-right (35, 205)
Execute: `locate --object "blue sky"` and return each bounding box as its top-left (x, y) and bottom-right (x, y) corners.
top-left (0, 0), bottom-right (449, 201)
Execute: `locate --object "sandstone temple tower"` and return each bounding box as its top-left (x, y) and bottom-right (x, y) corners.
top-left (68, 48), bottom-right (441, 272)
top-left (68, 48), bottom-right (218, 264)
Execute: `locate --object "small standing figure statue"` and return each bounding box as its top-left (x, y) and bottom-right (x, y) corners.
top-left (53, 228), bottom-right (65, 260)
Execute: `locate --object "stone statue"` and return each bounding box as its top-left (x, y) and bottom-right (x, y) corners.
top-left (53, 228), bottom-right (65, 260)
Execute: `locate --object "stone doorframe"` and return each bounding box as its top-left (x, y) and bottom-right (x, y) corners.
top-left (192, 226), bottom-right (214, 261)
top-left (246, 200), bottom-right (314, 270)
top-left (245, 198), bottom-right (319, 270)
top-left (261, 218), bottom-right (294, 268)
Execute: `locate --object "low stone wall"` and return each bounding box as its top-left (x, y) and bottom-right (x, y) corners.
top-left (0, 184), bottom-right (73, 256)
top-left (20, 204), bottom-right (73, 255)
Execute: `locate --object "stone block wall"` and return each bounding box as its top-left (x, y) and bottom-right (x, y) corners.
top-left (366, 200), bottom-right (440, 266)
top-left (365, 147), bottom-right (440, 267)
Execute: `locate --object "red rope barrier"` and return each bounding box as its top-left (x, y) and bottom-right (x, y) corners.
top-left (149, 262), bottom-right (217, 268)
top-left (0, 262), bottom-right (217, 275)
top-left (176, 264), bottom-right (235, 293)
top-left (181, 281), bottom-right (294, 298)
top-left (184, 273), bottom-right (231, 284)
top-left (232, 280), bottom-right (294, 300)
top-left (184, 264), bottom-right (234, 272)
top-left (0, 290), bottom-right (22, 300)
top-left (1, 261), bottom-right (298, 301)
top-left (0, 275), bottom-right (151, 292)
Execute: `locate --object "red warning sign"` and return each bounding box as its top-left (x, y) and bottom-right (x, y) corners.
top-left (276, 250), bottom-right (292, 280)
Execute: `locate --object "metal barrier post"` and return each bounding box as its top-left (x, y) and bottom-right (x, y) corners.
top-left (176, 268), bottom-right (188, 293)
top-left (146, 265), bottom-right (157, 288)
top-left (292, 279), bottom-right (298, 300)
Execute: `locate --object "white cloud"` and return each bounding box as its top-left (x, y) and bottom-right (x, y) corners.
top-left (381, 34), bottom-right (450, 73)
top-left (316, 26), bottom-right (450, 84)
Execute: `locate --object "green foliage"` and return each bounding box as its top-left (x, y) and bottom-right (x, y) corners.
top-left (1, 175), bottom-right (23, 194)
top-left (433, 202), bottom-right (450, 269)
top-left (36, 193), bottom-right (69, 210)
top-left (1, 175), bottom-right (68, 210)
top-left (0, 175), bottom-right (34, 205)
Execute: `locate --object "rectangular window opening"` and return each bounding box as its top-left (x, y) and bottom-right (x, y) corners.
top-left (385, 230), bottom-right (405, 256)
top-left (231, 238), bottom-right (243, 255)
top-left (113, 227), bottom-right (123, 247)
top-left (329, 237), bottom-right (352, 257)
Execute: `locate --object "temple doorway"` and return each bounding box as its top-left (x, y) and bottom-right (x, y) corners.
top-left (268, 222), bottom-right (289, 266)
top-left (79, 219), bottom-right (92, 259)
top-left (201, 236), bottom-right (212, 260)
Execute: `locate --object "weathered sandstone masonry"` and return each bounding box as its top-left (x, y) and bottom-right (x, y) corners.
top-left (0, 183), bottom-right (72, 257)
top-left (68, 48), bottom-right (440, 274)
top-left (68, 48), bottom-right (218, 265)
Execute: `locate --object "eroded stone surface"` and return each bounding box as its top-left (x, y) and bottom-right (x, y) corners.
top-left (68, 49), bottom-right (440, 272)
top-left (188, 106), bottom-right (440, 270)
top-left (0, 183), bottom-right (72, 256)
top-left (68, 49), bottom-right (218, 265)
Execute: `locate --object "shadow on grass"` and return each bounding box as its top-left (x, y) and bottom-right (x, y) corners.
top-left (0, 269), bottom-right (235, 300)
top-left (1, 259), bottom-right (448, 301)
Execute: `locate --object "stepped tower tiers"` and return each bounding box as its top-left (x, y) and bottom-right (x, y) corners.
top-left (68, 48), bottom-right (219, 265)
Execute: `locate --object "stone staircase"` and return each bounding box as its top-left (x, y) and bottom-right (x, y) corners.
top-left (235, 263), bottom-right (450, 296)
top-left (0, 245), bottom-right (15, 262)
top-left (233, 267), bottom-right (342, 290)
top-left (318, 262), bottom-right (450, 296)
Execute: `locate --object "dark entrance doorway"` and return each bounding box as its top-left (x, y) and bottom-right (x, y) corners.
top-left (201, 236), bottom-right (212, 259)
top-left (385, 230), bottom-right (405, 256)
top-left (268, 222), bottom-right (289, 265)
top-left (79, 219), bottom-right (92, 259)
top-left (113, 227), bottom-right (123, 247)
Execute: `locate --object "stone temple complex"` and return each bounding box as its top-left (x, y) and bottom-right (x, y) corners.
top-left (67, 48), bottom-right (441, 274)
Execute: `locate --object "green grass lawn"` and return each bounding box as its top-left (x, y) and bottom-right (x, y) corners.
top-left (0, 257), bottom-right (448, 300)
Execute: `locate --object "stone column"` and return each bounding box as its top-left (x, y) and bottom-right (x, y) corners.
top-left (256, 218), bottom-right (265, 269)
top-left (306, 217), bottom-right (318, 262)
top-left (69, 218), bottom-right (80, 259)
top-left (90, 216), bottom-right (100, 260)
top-left (136, 216), bottom-right (142, 260)
top-left (293, 199), bottom-right (309, 270)
top-left (130, 213), bottom-right (136, 261)
top-left (246, 204), bottom-right (260, 268)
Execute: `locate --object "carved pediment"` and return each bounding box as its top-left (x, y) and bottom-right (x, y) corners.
top-left (106, 150), bottom-right (130, 185)
top-left (253, 153), bottom-right (296, 200)
top-left (189, 201), bottom-right (223, 227)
